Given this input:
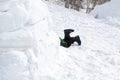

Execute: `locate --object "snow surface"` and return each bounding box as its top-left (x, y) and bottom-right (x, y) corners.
top-left (40, 2), bottom-right (120, 80)
top-left (90, 0), bottom-right (120, 18)
top-left (0, 0), bottom-right (120, 80)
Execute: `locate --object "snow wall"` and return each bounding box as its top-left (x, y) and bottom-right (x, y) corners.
top-left (0, 0), bottom-right (58, 80)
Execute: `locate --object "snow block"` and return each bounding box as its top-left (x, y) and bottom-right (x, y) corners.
top-left (0, 29), bottom-right (33, 48)
top-left (0, 12), bottom-right (16, 33)
top-left (9, 3), bottom-right (28, 28)
top-left (0, 0), bottom-right (10, 12)
top-left (0, 50), bottom-right (29, 80)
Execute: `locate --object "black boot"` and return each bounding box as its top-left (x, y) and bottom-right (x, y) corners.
top-left (64, 29), bottom-right (74, 43)
top-left (75, 36), bottom-right (81, 46)
top-left (64, 29), bottom-right (74, 37)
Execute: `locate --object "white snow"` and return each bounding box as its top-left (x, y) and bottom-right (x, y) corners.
top-left (0, 50), bottom-right (29, 80)
top-left (0, 0), bottom-right (120, 80)
top-left (39, 2), bottom-right (120, 80)
top-left (0, 0), bottom-right (10, 12)
top-left (90, 0), bottom-right (120, 18)
top-left (0, 0), bottom-right (28, 33)
top-left (0, 0), bottom-right (52, 80)
top-left (0, 29), bottom-right (33, 48)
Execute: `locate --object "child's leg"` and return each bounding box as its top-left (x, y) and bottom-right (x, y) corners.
top-left (64, 29), bottom-right (74, 37)
top-left (64, 29), bottom-right (74, 41)
top-left (75, 36), bottom-right (81, 45)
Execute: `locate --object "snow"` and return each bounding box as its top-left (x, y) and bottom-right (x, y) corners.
top-left (0, 29), bottom-right (33, 48)
top-left (0, 0), bottom-right (28, 33)
top-left (0, 0), bottom-right (10, 12)
top-left (0, 12), bottom-right (16, 32)
top-left (90, 0), bottom-right (120, 18)
top-left (0, 0), bottom-right (52, 80)
top-left (27, 0), bottom-right (49, 24)
top-left (41, 2), bottom-right (120, 80)
top-left (0, 0), bottom-right (120, 80)
top-left (0, 50), bottom-right (29, 80)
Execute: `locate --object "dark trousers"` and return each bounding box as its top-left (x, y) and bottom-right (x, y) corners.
top-left (64, 29), bottom-right (81, 47)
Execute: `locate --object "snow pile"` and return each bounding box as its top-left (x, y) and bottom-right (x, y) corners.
top-left (0, 0), bottom-right (53, 80)
top-left (90, 0), bottom-right (120, 18)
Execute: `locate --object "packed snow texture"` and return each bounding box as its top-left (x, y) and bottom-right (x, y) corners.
top-left (0, 0), bottom-right (53, 80)
top-left (0, 0), bottom-right (120, 80)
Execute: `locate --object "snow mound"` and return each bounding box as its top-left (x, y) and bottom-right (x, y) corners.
top-left (0, 0), bottom-right (52, 80)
